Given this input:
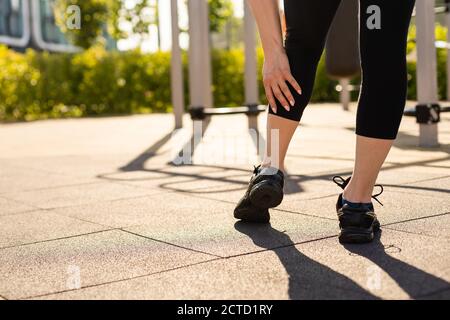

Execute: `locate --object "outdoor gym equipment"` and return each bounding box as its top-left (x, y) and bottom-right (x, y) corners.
top-left (171, 0), bottom-right (447, 150)
top-left (403, 0), bottom-right (449, 128)
top-left (411, 0), bottom-right (441, 147)
top-left (326, 0), bottom-right (448, 147)
top-left (170, 0), bottom-right (265, 134)
top-left (403, 0), bottom-right (450, 147)
top-left (326, 0), bottom-right (360, 111)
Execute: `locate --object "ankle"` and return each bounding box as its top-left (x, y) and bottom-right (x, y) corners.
top-left (343, 187), bottom-right (372, 204)
top-left (260, 160), bottom-right (284, 172)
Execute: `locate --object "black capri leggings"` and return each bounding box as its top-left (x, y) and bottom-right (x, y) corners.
top-left (271, 0), bottom-right (416, 139)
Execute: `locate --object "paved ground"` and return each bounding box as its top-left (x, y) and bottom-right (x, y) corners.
top-left (0, 103), bottom-right (449, 300)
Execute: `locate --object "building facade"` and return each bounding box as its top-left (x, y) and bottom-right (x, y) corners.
top-left (0, 0), bottom-right (115, 52)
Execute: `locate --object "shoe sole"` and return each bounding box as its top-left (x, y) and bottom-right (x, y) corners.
top-left (339, 220), bottom-right (381, 244)
top-left (249, 181), bottom-right (283, 209)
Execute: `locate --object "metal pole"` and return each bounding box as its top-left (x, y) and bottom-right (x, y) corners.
top-left (201, 1), bottom-right (213, 108)
top-left (155, 0), bottom-right (161, 51)
top-left (244, 0), bottom-right (259, 131)
top-left (188, 0), bottom-right (213, 109)
top-left (415, 0), bottom-right (439, 147)
top-left (339, 78), bottom-right (350, 111)
top-left (170, 0), bottom-right (184, 129)
top-left (185, 0), bottom-right (212, 164)
top-left (446, 0), bottom-right (450, 100)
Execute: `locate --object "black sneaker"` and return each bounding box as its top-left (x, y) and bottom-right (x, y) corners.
top-left (234, 165), bottom-right (284, 223)
top-left (332, 176), bottom-right (383, 244)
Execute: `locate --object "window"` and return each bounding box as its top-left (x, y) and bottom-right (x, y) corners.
top-left (39, 0), bottom-right (68, 44)
top-left (0, 0), bottom-right (24, 38)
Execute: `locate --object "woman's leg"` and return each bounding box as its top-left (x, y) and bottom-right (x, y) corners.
top-left (235, 0), bottom-right (342, 222)
top-left (344, 0), bottom-right (416, 203)
top-left (263, 0), bottom-right (343, 171)
top-left (344, 136), bottom-right (393, 203)
top-left (262, 115), bottom-right (297, 172)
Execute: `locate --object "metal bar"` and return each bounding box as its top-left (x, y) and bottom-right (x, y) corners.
top-left (244, 0), bottom-right (259, 132)
top-left (415, 0), bottom-right (439, 147)
top-left (244, 1), bottom-right (259, 106)
top-left (201, 105), bottom-right (266, 116)
top-left (446, 0), bottom-right (450, 100)
top-left (170, 0), bottom-right (184, 129)
top-left (187, 0), bottom-right (212, 108)
top-left (185, 0), bottom-right (212, 164)
top-left (244, 1), bottom-right (260, 131)
top-left (339, 78), bottom-right (351, 111)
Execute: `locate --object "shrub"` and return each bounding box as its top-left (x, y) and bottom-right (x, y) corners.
top-left (0, 23), bottom-right (448, 121)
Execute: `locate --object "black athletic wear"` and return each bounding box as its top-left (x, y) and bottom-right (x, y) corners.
top-left (234, 166), bottom-right (284, 223)
top-left (272, 0), bottom-right (415, 139)
top-left (333, 176), bottom-right (383, 243)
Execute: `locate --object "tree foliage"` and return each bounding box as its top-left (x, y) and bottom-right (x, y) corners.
top-left (54, 0), bottom-right (234, 49)
top-left (208, 0), bottom-right (234, 33)
top-left (54, 0), bottom-right (111, 49)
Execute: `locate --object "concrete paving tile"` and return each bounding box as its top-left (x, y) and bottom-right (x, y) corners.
top-left (277, 189), bottom-right (450, 225)
top-left (36, 229), bottom-right (450, 300)
top-left (300, 103), bottom-right (359, 128)
top-left (0, 114), bottom-right (175, 158)
top-left (0, 197), bottom-right (35, 216)
top-left (282, 177), bottom-right (351, 199)
top-left (191, 131), bottom-right (261, 167)
top-left (54, 192), bottom-right (237, 228)
top-left (287, 131), bottom-right (356, 160)
top-left (170, 183), bottom-right (248, 204)
top-left (96, 169), bottom-right (183, 191)
top-left (0, 230), bottom-right (213, 299)
top-left (0, 105), bottom-right (448, 300)
top-left (0, 210), bottom-right (106, 248)
top-left (156, 176), bottom-right (248, 194)
top-left (284, 157), bottom-right (354, 177)
top-left (195, 176), bottom-right (343, 206)
top-left (124, 210), bottom-right (337, 257)
top-left (424, 159), bottom-right (450, 169)
top-left (297, 230), bottom-right (450, 300)
top-left (395, 176), bottom-right (450, 198)
top-left (100, 165), bottom-right (251, 202)
top-left (2, 181), bottom-right (158, 209)
top-left (0, 163), bottom-right (92, 194)
top-left (33, 248), bottom-right (370, 300)
top-left (376, 165), bottom-right (450, 185)
top-left (113, 164), bottom-right (344, 202)
top-left (109, 166), bottom-right (250, 193)
top-left (174, 161), bottom-right (449, 207)
top-left (385, 151), bottom-right (449, 165)
top-left (4, 154), bottom-right (135, 179)
top-left (385, 213), bottom-right (450, 239)
top-left (418, 288), bottom-right (450, 300)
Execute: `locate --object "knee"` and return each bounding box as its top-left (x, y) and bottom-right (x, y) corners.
top-left (273, 75), bottom-right (319, 122)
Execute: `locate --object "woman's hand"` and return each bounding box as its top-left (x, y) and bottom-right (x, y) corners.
top-left (247, 0), bottom-right (301, 113)
top-left (263, 49), bottom-right (302, 114)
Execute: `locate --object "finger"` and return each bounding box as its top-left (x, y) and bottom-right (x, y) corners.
top-left (264, 83), bottom-right (277, 113)
top-left (278, 79), bottom-right (295, 107)
top-left (271, 84), bottom-right (290, 111)
top-left (285, 73), bottom-right (302, 95)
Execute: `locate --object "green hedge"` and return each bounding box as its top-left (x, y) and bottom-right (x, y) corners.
top-left (0, 45), bottom-right (341, 121)
top-left (0, 46), bottom-right (174, 121)
top-left (405, 24), bottom-right (448, 101)
top-left (0, 30), bottom-right (448, 121)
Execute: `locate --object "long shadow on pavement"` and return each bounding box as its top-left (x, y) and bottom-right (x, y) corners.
top-left (234, 222), bottom-right (379, 300)
top-left (343, 231), bottom-right (450, 299)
